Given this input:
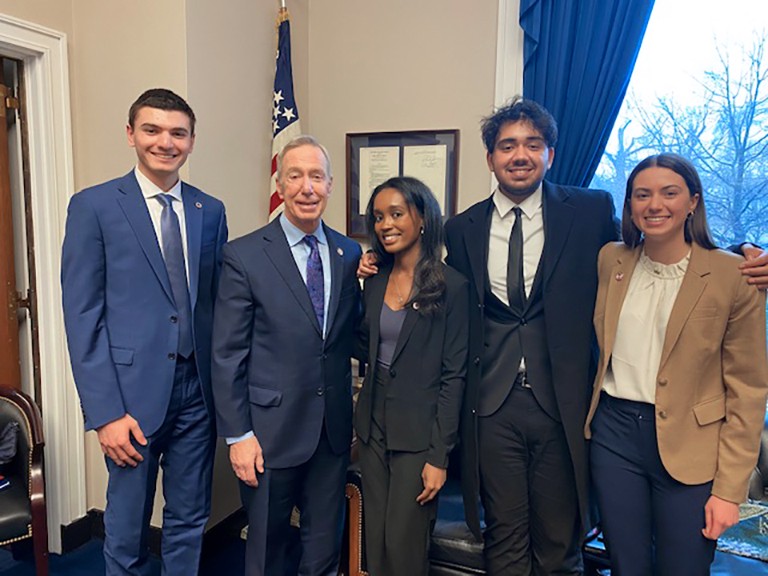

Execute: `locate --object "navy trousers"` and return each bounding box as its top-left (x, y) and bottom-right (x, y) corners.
top-left (103, 355), bottom-right (215, 576)
top-left (590, 393), bottom-right (716, 576)
top-left (240, 426), bottom-right (348, 576)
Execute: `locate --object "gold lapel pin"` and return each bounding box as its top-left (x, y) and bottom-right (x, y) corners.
top-left (337, 247), bottom-right (344, 256)
top-left (615, 272), bottom-right (624, 281)
top-left (195, 201), bottom-right (202, 209)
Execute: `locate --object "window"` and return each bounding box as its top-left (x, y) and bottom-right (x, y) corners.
top-left (590, 0), bottom-right (767, 248)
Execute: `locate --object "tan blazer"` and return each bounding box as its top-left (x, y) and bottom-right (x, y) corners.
top-left (585, 241), bottom-right (768, 503)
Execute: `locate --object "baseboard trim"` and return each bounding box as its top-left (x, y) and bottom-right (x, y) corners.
top-left (59, 507), bottom-right (247, 556)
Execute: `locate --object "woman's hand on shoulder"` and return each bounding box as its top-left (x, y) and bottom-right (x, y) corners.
top-left (416, 462), bottom-right (447, 505)
top-left (702, 494), bottom-right (740, 540)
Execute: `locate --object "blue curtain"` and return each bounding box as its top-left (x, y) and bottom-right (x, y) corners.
top-left (519, 0), bottom-right (655, 186)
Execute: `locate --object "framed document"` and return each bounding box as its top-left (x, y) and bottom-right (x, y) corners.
top-left (346, 129), bottom-right (459, 238)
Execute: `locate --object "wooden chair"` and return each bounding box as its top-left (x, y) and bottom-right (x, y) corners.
top-left (0, 385), bottom-right (48, 575)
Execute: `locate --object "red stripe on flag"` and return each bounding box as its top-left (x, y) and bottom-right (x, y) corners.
top-left (271, 154), bottom-right (277, 177)
top-left (270, 191), bottom-right (283, 213)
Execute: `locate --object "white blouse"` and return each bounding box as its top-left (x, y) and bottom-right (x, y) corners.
top-left (602, 250), bottom-right (690, 404)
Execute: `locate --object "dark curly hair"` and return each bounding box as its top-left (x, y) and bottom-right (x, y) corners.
top-left (481, 96), bottom-right (558, 153)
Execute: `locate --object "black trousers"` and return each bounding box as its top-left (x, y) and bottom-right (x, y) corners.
top-left (358, 365), bottom-right (437, 576)
top-left (590, 393), bottom-right (716, 576)
top-left (478, 384), bottom-right (582, 576)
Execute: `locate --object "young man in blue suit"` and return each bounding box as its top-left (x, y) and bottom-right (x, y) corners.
top-left (62, 88), bottom-right (228, 576)
top-left (211, 135), bottom-right (362, 576)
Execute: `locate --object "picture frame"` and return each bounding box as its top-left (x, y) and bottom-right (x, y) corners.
top-left (346, 129), bottom-right (459, 238)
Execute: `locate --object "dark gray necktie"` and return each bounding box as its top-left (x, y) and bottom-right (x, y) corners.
top-left (304, 235), bottom-right (324, 329)
top-left (158, 194), bottom-right (193, 358)
top-left (507, 206), bottom-right (526, 310)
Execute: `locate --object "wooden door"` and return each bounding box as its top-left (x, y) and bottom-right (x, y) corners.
top-left (0, 60), bottom-right (21, 389)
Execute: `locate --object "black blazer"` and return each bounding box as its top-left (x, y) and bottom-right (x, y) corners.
top-left (444, 181), bottom-right (618, 539)
top-left (355, 263), bottom-right (469, 468)
top-left (211, 218), bottom-right (362, 469)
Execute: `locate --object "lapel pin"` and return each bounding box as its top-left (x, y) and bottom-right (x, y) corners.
top-left (615, 272), bottom-right (624, 282)
top-left (195, 201), bottom-right (202, 209)
top-left (337, 247), bottom-right (344, 256)
top-left (412, 302), bottom-right (419, 310)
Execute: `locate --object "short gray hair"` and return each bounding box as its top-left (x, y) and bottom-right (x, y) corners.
top-left (276, 135), bottom-right (332, 179)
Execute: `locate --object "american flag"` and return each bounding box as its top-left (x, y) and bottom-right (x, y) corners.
top-left (269, 7), bottom-right (302, 220)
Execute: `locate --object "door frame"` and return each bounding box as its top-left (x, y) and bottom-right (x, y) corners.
top-left (0, 13), bottom-right (82, 553)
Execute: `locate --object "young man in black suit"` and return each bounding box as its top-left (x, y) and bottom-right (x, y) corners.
top-left (444, 97), bottom-right (616, 574)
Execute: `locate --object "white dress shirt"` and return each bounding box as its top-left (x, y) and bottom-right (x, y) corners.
top-left (488, 186), bottom-right (545, 305)
top-left (487, 186), bottom-right (545, 373)
top-left (134, 166), bottom-right (190, 284)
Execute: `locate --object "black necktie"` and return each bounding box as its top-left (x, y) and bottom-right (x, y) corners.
top-left (507, 206), bottom-right (526, 310)
top-left (158, 194), bottom-right (194, 358)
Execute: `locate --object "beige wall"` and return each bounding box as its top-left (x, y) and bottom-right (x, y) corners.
top-left (0, 0), bottom-right (73, 35)
top-left (308, 0), bottom-right (498, 227)
top-left (185, 0), bottom-right (309, 241)
top-left (70, 0), bottom-right (190, 525)
top-left (0, 0), bottom-right (503, 532)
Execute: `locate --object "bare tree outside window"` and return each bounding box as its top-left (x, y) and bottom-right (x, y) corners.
top-left (592, 33), bottom-right (768, 248)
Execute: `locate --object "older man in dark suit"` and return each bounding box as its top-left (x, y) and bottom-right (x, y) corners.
top-left (211, 135), bottom-right (361, 576)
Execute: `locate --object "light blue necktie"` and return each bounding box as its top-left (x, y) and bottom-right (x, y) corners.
top-left (303, 235), bottom-right (324, 329)
top-left (158, 194), bottom-right (194, 358)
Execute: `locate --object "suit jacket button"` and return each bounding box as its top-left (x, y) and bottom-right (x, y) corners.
top-left (658, 410), bottom-right (667, 419)
top-left (170, 315), bottom-right (178, 323)
top-left (168, 353), bottom-right (176, 360)
top-left (389, 369), bottom-right (396, 378)
top-left (658, 378), bottom-right (668, 387)
top-left (317, 388), bottom-right (324, 396)
top-left (520, 318), bottom-right (527, 326)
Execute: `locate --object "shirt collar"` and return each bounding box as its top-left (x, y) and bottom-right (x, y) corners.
top-left (279, 213), bottom-right (327, 248)
top-left (492, 184), bottom-right (543, 219)
top-left (134, 166), bottom-right (183, 203)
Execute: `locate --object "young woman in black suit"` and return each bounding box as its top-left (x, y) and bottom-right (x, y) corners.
top-left (355, 176), bottom-right (469, 576)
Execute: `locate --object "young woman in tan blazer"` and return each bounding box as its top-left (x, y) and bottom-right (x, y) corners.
top-left (584, 154), bottom-right (768, 575)
top-left (355, 176), bottom-right (469, 576)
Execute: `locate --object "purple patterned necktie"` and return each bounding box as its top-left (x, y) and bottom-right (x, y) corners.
top-left (303, 235), bottom-right (324, 329)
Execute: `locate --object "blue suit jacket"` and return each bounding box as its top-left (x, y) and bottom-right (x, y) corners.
top-left (211, 218), bottom-right (362, 469)
top-left (61, 171), bottom-right (228, 436)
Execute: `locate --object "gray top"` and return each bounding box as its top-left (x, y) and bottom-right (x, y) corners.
top-left (377, 302), bottom-right (407, 368)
